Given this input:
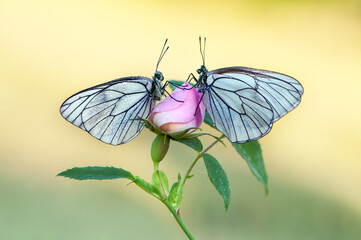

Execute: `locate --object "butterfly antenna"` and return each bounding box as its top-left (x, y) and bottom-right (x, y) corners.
top-left (203, 36), bottom-right (206, 66)
top-left (199, 36), bottom-right (206, 66)
top-left (155, 39), bottom-right (169, 72)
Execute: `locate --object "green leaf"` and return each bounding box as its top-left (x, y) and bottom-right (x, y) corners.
top-left (152, 170), bottom-right (169, 198)
top-left (232, 141), bottom-right (268, 194)
top-left (172, 137), bottom-right (203, 152)
top-left (203, 154), bottom-right (231, 210)
top-left (203, 110), bottom-right (216, 129)
top-left (168, 174), bottom-right (183, 209)
top-left (57, 166), bottom-right (134, 180)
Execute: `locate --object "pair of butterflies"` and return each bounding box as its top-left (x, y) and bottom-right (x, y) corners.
top-left (60, 38), bottom-right (304, 145)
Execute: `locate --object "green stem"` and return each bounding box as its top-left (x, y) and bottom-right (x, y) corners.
top-left (153, 161), bottom-right (159, 171)
top-left (182, 134), bottom-right (225, 187)
top-left (163, 200), bottom-right (195, 240)
top-left (158, 134), bottom-right (225, 239)
top-left (157, 170), bottom-right (168, 198)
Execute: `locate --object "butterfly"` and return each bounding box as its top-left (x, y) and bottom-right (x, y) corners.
top-left (60, 40), bottom-right (169, 145)
top-left (194, 37), bottom-right (304, 143)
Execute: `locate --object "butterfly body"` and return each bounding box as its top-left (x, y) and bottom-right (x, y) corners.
top-left (150, 71), bottom-right (165, 100)
top-left (196, 65), bottom-right (304, 143)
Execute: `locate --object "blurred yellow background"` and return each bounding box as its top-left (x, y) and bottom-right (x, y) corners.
top-left (1, 0), bottom-right (361, 239)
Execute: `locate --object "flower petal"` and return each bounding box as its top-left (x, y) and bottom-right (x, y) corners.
top-left (149, 82), bottom-right (205, 134)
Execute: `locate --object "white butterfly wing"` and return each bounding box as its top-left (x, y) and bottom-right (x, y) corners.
top-left (231, 67), bottom-right (304, 122)
top-left (202, 67), bottom-right (303, 143)
top-left (60, 77), bottom-right (155, 145)
top-left (202, 72), bottom-right (274, 143)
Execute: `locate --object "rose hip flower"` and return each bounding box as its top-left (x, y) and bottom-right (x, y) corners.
top-left (148, 82), bottom-right (205, 137)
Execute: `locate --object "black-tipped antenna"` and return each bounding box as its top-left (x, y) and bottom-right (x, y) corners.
top-left (155, 39), bottom-right (169, 72)
top-left (199, 36), bottom-right (206, 66)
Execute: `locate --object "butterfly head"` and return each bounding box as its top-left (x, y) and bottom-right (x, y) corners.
top-left (197, 65), bottom-right (207, 74)
top-left (153, 71), bottom-right (164, 82)
top-left (196, 65), bottom-right (208, 85)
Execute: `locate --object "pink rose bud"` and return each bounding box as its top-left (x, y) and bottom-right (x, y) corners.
top-left (149, 82), bottom-right (205, 135)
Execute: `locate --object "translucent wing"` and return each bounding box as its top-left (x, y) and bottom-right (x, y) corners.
top-left (200, 66), bottom-right (303, 143)
top-left (220, 67), bottom-right (304, 122)
top-left (60, 77), bottom-right (155, 145)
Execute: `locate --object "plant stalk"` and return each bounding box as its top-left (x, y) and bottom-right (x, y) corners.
top-left (182, 134), bottom-right (225, 187)
top-left (162, 134), bottom-right (225, 239)
top-left (163, 200), bottom-right (195, 240)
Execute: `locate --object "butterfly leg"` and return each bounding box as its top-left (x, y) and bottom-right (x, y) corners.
top-left (162, 81), bottom-right (184, 102)
top-left (194, 91), bottom-right (205, 116)
top-left (186, 73), bottom-right (197, 84)
top-left (167, 80), bottom-right (193, 90)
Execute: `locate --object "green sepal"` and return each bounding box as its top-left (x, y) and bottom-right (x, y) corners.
top-left (203, 154), bottom-right (231, 210)
top-left (138, 118), bottom-right (158, 133)
top-left (168, 174), bottom-right (183, 209)
top-left (180, 131), bottom-right (212, 139)
top-left (152, 170), bottom-right (169, 199)
top-left (166, 127), bottom-right (201, 139)
top-left (172, 137), bottom-right (203, 152)
top-left (57, 166), bottom-right (135, 181)
top-left (232, 141), bottom-right (268, 194)
top-left (151, 134), bottom-right (170, 163)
